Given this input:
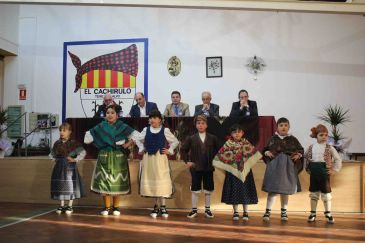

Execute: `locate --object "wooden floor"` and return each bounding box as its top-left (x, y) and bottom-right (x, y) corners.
top-left (0, 203), bottom-right (364, 243)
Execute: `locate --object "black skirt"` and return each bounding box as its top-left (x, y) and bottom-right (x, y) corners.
top-left (50, 157), bottom-right (85, 200)
top-left (221, 170), bottom-right (258, 205)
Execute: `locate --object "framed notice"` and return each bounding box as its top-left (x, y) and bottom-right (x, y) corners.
top-left (7, 105), bottom-right (24, 138)
top-left (206, 56), bottom-right (223, 78)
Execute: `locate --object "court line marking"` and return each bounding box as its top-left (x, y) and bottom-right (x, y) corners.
top-left (0, 208), bottom-right (55, 229)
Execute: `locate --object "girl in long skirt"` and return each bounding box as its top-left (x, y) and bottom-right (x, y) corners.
top-left (50, 122), bottom-right (86, 215)
top-left (213, 124), bottom-right (261, 221)
top-left (135, 110), bottom-right (179, 218)
top-left (84, 104), bottom-right (141, 216)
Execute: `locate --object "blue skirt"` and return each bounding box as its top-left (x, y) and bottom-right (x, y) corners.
top-left (221, 170), bottom-right (258, 205)
top-left (50, 157), bottom-right (85, 200)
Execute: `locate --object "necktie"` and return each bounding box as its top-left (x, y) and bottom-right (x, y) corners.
top-left (245, 106), bottom-right (250, 116)
top-left (174, 105), bottom-right (179, 116)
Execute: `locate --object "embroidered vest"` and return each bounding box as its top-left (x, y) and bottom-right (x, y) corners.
top-left (306, 144), bottom-right (333, 170)
top-left (144, 126), bottom-right (166, 155)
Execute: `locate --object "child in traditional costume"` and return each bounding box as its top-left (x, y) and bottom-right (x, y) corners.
top-left (50, 122), bottom-right (86, 214)
top-left (180, 115), bottom-right (220, 218)
top-left (262, 117), bottom-right (304, 222)
top-left (84, 104), bottom-right (140, 216)
top-left (135, 110), bottom-right (179, 218)
top-left (304, 124), bottom-right (342, 224)
top-left (213, 124), bottom-right (262, 221)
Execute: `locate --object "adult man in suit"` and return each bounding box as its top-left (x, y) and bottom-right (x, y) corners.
top-left (94, 93), bottom-right (122, 118)
top-left (163, 91), bottom-right (190, 117)
top-left (194, 91), bottom-right (219, 117)
top-left (229, 89), bottom-right (258, 117)
top-left (129, 92), bottom-right (159, 117)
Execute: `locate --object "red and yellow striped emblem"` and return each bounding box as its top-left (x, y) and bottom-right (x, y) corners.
top-left (81, 70), bottom-right (136, 89)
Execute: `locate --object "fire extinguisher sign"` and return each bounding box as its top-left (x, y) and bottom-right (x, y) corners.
top-left (19, 88), bottom-right (27, 100)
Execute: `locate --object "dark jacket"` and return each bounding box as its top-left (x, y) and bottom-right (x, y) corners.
top-left (194, 103), bottom-right (220, 117)
top-left (129, 101), bottom-right (159, 118)
top-left (180, 133), bottom-right (220, 171)
top-left (94, 103), bottom-right (122, 118)
top-left (229, 100), bottom-right (258, 117)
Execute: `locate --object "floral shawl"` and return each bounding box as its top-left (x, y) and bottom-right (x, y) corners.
top-left (213, 138), bottom-right (262, 182)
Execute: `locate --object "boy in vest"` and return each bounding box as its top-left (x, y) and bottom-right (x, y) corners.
top-left (180, 115), bottom-right (220, 218)
top-left (304, 124), bottom-right (342, 224)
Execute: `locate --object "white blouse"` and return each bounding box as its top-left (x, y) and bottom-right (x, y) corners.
top-left (307, 142), bottom-right (342, 172)
top-left (84, 130), bottom-right (141, 147)
top-left (198, 132), bottom-right (206, 143)
top-left (135, 126), bottom-right (179, 154)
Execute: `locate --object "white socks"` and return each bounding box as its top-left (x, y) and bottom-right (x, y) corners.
top-left (205, 193), bottom-right (211, 208)
top-left (280, 194), bottom-right (289, 210)
top-left (191, 193), bottom-right (211, 210)
top-left (266, 193), bottom-right (289, 210)
top-left (266, 193), bottom-right (276, 210)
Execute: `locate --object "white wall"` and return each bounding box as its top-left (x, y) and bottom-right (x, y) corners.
top-left (0, 4), bottom-right (19, 54)
top-left (2, 4), bottom-right (365, 152)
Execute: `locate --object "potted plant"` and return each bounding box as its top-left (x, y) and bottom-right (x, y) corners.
top-left (0, 107), bottom-right (10, 158)
top-left (0, 106), bottom-right (8, 136)
top-left (317, 104), bottom-right (351, 152)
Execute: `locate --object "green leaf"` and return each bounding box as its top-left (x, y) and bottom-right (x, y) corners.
top-left (0, 107), bottom-right (8, 126)
top-left (317, 104), bottom-right (351, 144)
top-left (317, 104), bottom-right (351, 127)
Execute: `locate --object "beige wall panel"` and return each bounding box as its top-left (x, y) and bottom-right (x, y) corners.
top-left (0, 158), bottom-right (362, 212)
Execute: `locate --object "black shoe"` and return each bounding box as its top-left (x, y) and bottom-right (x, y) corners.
top-left (160, 206), bottom-right (169, 218)
top-left (187, 209), bottom-right (198, 218)
top-left (263, 209), bottom-right (271, 222)
top-left (100, 207), bottom-right (111, 216)
top-left (205, 209), bottom-right (214, 218)
top-left (308, 211), bottom-right (316, 222)
top-left (55, 206), bottom-right (65, 214)
top-left (281, 209), bottom-right (288, 221)
top-left (232, 212), bottom-right (239, 221)
top-left (324, 211), bottom-right (334, 224)
top-left (150, 205), bottom-right (160, 218)
top-left (64, 206), bottom-right (73, 215)
top-left (112, 207), bottom-right (121, 216)
top-left (242, 212), bottom-right (249, 221)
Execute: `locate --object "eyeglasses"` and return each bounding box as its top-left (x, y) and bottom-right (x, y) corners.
top-left (104, 99), bottom-right (112, 102)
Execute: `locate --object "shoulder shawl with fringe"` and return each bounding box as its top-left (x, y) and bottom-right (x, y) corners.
top-left (90, 120), bottom-right (134, 150)
top-left (213, 138), bottom-right (262, 183)
top-left (52, 139), bottom-right (84, 158)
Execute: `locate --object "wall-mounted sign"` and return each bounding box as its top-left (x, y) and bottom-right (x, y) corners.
top-left (167, 56), bottom-right (181, 77)
top-left (18, 84), bottom-right (26, 100)
top-left (7, 105), bottom-right (24, 138)
top-left (206, 56), bottom-right (222, 78)
top-left (19, 89), bottom-right (26, 100)
top-left (63, 38), bottom-right (148, 120)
